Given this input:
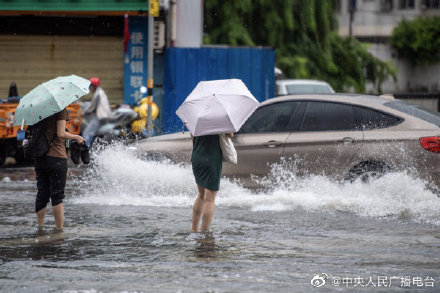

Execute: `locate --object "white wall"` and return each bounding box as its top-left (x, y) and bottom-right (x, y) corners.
top-left (366, 43), bottom-right (440, 94)
top-left (336, 0), bottom-right (440, 94)
top-left (337, 0), bottom-right (440, 37)
top-left (174, 0), bottom-right (203, 47)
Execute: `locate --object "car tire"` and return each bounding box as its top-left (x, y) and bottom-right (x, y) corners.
top-left (346, 161), bottom-right (391, 183)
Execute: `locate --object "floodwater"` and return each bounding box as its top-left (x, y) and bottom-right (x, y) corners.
top-left (1, 144), bottom-right (440, 292)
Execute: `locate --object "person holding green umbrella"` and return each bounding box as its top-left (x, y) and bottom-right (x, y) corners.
top-left (14, 75), bottom-right (89, 231)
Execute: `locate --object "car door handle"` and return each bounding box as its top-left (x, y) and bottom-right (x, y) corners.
top-left (337, 137), bottom-right (355, 145)
top-left (263, 140), bottom-right (282, 148)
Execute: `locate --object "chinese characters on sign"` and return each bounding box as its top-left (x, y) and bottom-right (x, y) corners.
top-left (124, 16), bottom-right (149, 105)
top-left (311, 274), bottom-right (436, 288)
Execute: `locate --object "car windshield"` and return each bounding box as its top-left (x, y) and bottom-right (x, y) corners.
top-left (286, 84), bottom-right (333, 94)
top-left (384, 101), bottom-right (440, 127)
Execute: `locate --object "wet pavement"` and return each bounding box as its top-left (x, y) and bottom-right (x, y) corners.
top-left (1, 144), bottom-right (440, 292)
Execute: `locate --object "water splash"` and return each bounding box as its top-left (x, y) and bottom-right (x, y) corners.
top-left (72, 143), bottom-right (440, 226)
top-left (73, 143), bottom-right (196, 206)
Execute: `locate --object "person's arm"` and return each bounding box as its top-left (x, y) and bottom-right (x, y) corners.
top-left (56, 120), bottom-right (86, 144)
top-left (226, 133), bottom-right (234, 138)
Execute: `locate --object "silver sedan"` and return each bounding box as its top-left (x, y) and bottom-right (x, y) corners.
top-left (133, 94), bottom-right (440, 191)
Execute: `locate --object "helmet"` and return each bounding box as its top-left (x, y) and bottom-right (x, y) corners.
top-left (90, 77), bottom-right (100, 87)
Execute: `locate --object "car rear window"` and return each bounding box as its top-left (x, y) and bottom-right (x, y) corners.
top-left (384, 101), bottom-right (440, 127)
top-left (354, 106), bottom-right (402, 130)
top-left (286, 84), bottom-right (333, 94)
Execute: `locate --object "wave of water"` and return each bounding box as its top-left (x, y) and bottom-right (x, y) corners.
top-left (71, 144), bottom-right (440, 226)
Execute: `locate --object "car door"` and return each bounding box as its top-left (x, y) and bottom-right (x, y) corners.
top-left (352, 105), bottom-right (406, 168)
top-left (283, 101), bottom-right (363, 179)
top-left (222, 101), bottom-right (303, 179)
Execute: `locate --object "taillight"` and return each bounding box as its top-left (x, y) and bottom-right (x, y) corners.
top-left (420, 136), bottom-right (440, 153)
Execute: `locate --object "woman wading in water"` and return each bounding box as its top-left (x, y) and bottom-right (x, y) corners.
top-left (191, 133), bottom-right (234, 232)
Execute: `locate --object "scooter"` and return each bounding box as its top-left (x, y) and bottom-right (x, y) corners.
top-left (80, 101), bottom-right (139, 144)
top-left (79, 98), bottom-right (159, 145)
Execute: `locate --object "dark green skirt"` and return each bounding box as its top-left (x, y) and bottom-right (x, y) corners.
top-left (191, 135), bottom-right (223, 191)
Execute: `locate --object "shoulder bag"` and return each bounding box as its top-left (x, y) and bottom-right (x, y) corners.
top-left (219, 134), bottom-right (237, 164)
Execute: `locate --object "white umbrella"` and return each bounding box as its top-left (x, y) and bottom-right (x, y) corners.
top-left (176, 79), bottom-right (259, 136)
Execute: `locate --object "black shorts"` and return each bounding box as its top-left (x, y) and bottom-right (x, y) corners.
top-left (35, 156), bottom-right (68, 212)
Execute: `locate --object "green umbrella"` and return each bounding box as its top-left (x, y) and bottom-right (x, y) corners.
top-left (13, 75), bottom-right (91, 128)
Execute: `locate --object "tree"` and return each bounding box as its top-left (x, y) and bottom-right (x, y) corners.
top-left (203, 0), bottom-right (395, 93)
top-left (390, 17), bottom-right (440, 65)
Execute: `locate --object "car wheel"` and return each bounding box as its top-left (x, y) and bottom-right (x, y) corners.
top-left (346, 161), bottom-right (391, 183)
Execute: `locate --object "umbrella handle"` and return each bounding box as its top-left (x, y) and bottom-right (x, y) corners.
top-left (20, 119), bottom-right (24, 131)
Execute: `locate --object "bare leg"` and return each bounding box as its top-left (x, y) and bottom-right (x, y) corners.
top-left (52, 203), bottom-right (64, 230)
top-left (192, 185), bottom-right (205, 232)
top-left (36, 207), bottom-right (46, 228)
top-left (200, 189), bottom-right (217, 233)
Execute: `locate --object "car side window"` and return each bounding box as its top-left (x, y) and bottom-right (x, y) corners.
top-left (239, 102), bottom-right (301, 133)
top-left (354, 106), bottom-right (401, 130)
top-left (300, 102), bottom-right (356, 131)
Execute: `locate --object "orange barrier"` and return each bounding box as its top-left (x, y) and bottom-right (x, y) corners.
top-left (0, 104), bottom-right (19, 139)
top-left (0, 103), bottom-right (82, 139)
top-left (66, 103), bottom-right (82, 135)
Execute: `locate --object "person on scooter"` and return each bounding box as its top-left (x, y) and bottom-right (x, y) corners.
top-left (82, 77), bottom-right (112, 147)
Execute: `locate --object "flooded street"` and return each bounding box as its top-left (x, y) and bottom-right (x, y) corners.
top-left (1, 145), bottom-right (440, 292)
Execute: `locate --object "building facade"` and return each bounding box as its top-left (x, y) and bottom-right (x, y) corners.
top-left (336, 0), bottom-right (440, 95)
top-left (0, 0), bottom-right (156, 105)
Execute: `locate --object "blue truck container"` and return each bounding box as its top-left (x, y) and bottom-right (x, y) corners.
top-left (162, 47), bottom-right (275, 134)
